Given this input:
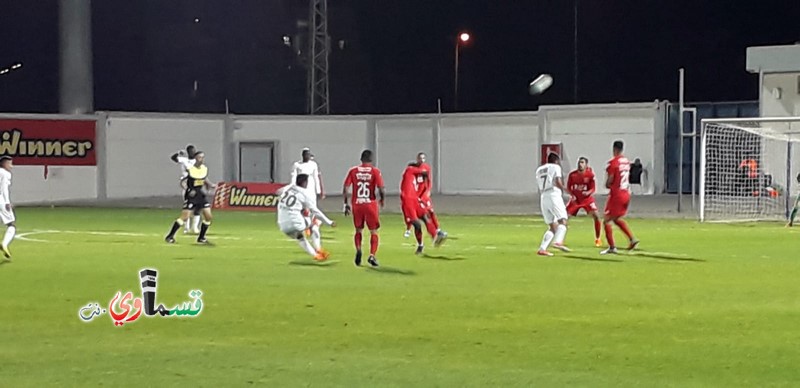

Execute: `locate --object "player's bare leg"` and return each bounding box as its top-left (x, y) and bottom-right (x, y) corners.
top-left (166, 209), bottom-right (193, 243)
top-left (368, 228), bottom-right (380, 267)
top-left (600, 215), bottom-right (618, 254)
top-left (552, 219), bottom-right (571, 252)
top-left (538, 224), bottom-right (557, 256)
top-left (589, 210), bottom-right (602, 247)
top-left (197, 208), bottom-right (213, 244)
top-left (1, 221), bottom-right (15, 259)
top-left (353, 227), bottom-right (363, 266)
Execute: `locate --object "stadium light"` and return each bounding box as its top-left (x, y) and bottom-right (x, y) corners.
top-left (0, 62), bottom-right (23, 76)
top-left (454, 31), bottom-right (471, 111)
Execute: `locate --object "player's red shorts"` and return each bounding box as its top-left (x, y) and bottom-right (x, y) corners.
top-left (604, 191), bottom-right (631, 218)
top-left (566, 197), bottom-right (598, 216)
top-left (401, 196), bottom-right (426, 223)
top-left (352, 203), bottom-right (380, 230)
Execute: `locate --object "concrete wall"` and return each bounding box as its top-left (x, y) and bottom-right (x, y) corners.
top-left (439, 114), bottom-right (539, 194)
top-left (103, 114), bottom-right (225, 199)
top-left (761, 73), bottom-right (800, 117)
top-left (8, 102), bottom-right (670, 204)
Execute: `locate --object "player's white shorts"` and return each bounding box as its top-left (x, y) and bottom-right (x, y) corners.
top-left (279, 218), bottom-right (309, 238)
top-left (540, 195), bottom-right (568, 225)
top-left (0, 205), bottom-right (15, 224)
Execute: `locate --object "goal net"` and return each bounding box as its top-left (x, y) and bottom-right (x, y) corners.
top-left (700, 118), bottom-right (800, 222)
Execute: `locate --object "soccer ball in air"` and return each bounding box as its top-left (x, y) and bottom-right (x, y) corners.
top-left (529, 74), bottom-right (553, 95)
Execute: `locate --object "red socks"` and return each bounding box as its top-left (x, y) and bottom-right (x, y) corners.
top-left (370, 233), bottom-right (379, 255)
top-left (604, 223), bottom-right (616, 248)
top-left (614, 219), bottom-right (634, 240)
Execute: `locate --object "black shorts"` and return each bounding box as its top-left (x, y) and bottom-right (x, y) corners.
top-left (183, 189), bottom-right (210, 210)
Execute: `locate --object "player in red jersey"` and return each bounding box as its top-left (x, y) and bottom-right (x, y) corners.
top-left (401, 161), bottom-right (446, 255)
top-left (601, 140), bottom-right (639, 255)
top-left (566, 157), bottom-right (602, 247)
top-left (403, 152), bottom-right (445, 238)
top-left (343, 150), bottom-right (386, 267)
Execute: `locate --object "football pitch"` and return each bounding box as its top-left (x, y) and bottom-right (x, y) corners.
top-left (1, 207), bottom-right (799, 386)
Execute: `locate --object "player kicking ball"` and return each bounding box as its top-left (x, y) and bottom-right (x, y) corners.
top-left (566, 157), bottom-right (602, 247)
top-left (536, 153), bottom-right (570, 256)
top-left (277, 174), bottom-right (336, 261)
top-left (600, 140), bottom-right (640, 254)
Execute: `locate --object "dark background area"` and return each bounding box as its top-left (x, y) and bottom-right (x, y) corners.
top-left (1, 0), bottom-right (798, 114)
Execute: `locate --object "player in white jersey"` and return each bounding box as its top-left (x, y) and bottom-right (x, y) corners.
top-left (535, 152), bottom-right (570, 256)
top-left (171, 145), bottom-right (201, 234)
top-left (0, 156), bottom-right (16, 260)
top-left (277, 174), bottom-right (336, 261)
top-left (290, 147), bottom-right (325, 239)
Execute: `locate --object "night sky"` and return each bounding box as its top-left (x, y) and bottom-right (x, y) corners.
top-left (1, 1), bottom-right (798, 115)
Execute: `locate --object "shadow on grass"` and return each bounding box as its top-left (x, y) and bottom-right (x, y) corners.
top-left (625, 250), bottom-right (705, 262)
top-left (561, 254), bottom-right (623, 263)
top-left (422, 253), bottom-right (466, 261)
top-left (365, 266), bottom-right (416, 276)
top-left (289, 260), bottom-right (339, 267)
top-left (0, 259), bottom-right (10, 266)
top-left (172, 257), bottom-right (194, 261)
top-left (192, 241), bottom-right (217, 247)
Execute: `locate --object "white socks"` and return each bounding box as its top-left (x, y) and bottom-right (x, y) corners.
top-left (310, 225), bottom-right (321, 251)
top-left (3, 226), bottom-right (14, 247)
top-left (298, 238), bottom-right (317, 257)
top-left (539, 230), bottom-right (554, 251)
top-left (192, 215), bottom-right (201, 231)
top-left (554, 224), bottom-right (567, 245)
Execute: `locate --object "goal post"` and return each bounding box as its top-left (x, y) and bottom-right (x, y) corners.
top-left (700, 117), bottom-right (800, 222)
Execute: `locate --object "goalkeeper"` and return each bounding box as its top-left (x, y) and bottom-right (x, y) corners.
top-left (787, 173), bottom-right (800, 227)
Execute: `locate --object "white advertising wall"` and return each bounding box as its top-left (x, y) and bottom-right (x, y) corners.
top-left (233, 118), bottom-right (369, 191)
top-left (539, 103), bottom-right (666, 195)
top-left (439, 114), bottom-right (539, 194)
top-left (9, 103), bottom-right (669, 205)
top-left (103, 114), bottom-right (226, 199)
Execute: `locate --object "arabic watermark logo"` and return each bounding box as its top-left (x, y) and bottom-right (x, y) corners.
top-left (78, 268), bottom-right (203, 326)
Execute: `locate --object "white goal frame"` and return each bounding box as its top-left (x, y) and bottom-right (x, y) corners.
top-left (700, 116), bottom-right (800, 222)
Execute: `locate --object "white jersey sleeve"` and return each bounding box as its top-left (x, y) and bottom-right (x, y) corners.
top-left (0, 171), bottom-right (10, 205)
top-left (290, 162), bottom-right (300, 186)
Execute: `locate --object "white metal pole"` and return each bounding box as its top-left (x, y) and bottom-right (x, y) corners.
top-left (699, 120), bottom-right (707, 222)
top-left (678, 68), bottom-right (685, 212)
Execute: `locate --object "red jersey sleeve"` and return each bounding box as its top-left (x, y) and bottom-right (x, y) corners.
top-left (587, 169), bottom-right (596, 193)
top-left (344, 168), bottom-right (354, 187)
top-left (373, 167), bottom-right (384, 189)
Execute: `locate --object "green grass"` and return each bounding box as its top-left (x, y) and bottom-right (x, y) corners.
top-left (2, 207), bottom-right (800, 387)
